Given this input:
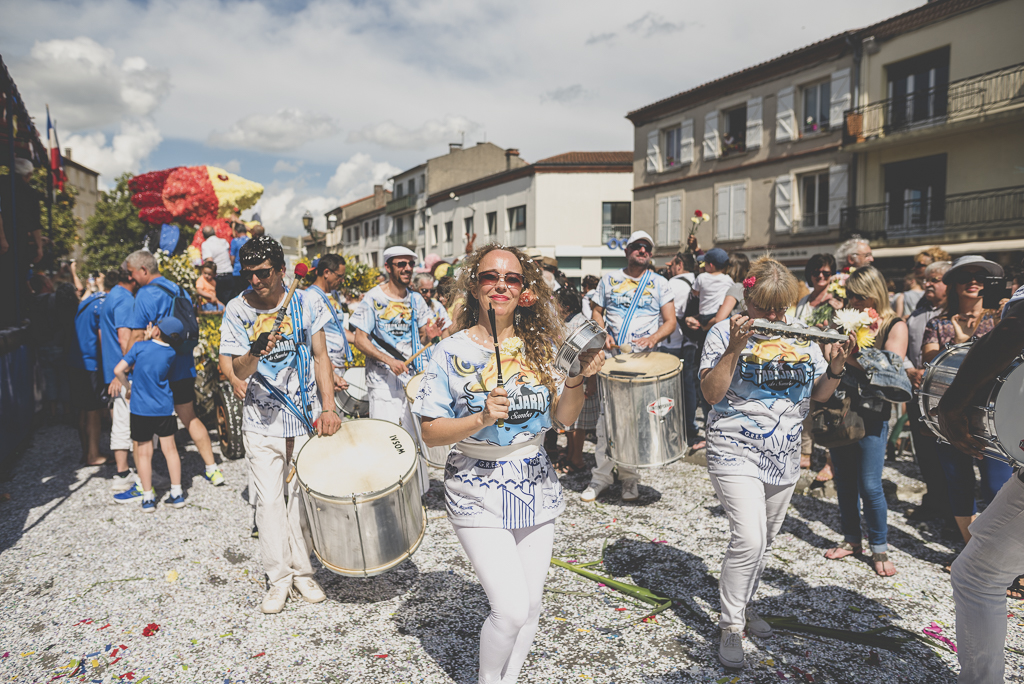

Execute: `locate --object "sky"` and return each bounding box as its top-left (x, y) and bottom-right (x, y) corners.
top-left (1, 0), bottom-right (922, 237)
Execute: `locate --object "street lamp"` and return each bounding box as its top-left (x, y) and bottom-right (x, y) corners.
top-left (302, 210), bottom-right (313, 232)
top-left (327, 213), bottom-right (338, 232)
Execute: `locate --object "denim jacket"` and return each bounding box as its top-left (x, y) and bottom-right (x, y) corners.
top-left (840, 347), bottom-right (913, 404)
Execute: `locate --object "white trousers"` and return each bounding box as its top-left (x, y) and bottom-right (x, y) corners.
top-left (951, 471), bottom-right (1024, 684)
top-left (369, 384), bottom-right (430, 495)
top-left (589, 410), bottom-right (639, 488)
top-left (709, 473), bottom-right (795, 629)
top-left (455, 522), bottom-right (555, 684)
top-left (110, 387), bottom-right (132, 452)
top-left (243, 432), bottom-right (314, 589)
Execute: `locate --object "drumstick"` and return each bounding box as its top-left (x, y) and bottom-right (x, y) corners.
top-left (405, 337), bottom-right (442, 367)
top-left (487, 304), bottom-right (505, 428)
top-left (271, 263), bottom-right (309, 336)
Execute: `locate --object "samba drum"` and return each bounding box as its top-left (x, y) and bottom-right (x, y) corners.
top-left (555, 319), bottom-right (608, 377)
top-left (336, 366), bottom-right (369, 417)
top-left (405, 373), bottom-right (451, 468)
top-left (919, 342), bottom-right (1024, 466)
top-left (294, 419), bottom-right (426, 577)
top-left (598, 352), bottom-right (686, 468)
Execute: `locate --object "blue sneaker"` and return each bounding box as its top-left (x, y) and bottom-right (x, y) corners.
top-left (141, 497), bottom-right (156, 513)
top-left (114, 483), bottom-right (143, 504)
top-left (164, 492), bottom-right (186, 509)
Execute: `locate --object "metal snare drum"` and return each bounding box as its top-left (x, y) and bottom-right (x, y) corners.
top-left (598, 352), bottom-right (686, 468)
top-left (294, 419), bottom-right (426, 577)
top-left (336, 366), bottom-right (369, 417)
top-left (555, 319), bottom-right (608, 376)
top-left (919, 342), bottom-right (1024, 466)
top-left (405, 373), bottom-right (451, 468)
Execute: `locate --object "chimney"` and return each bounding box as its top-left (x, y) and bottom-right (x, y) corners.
top-left (449, 142), bottom-right (463, 154)
top-left (505, 148), bottom-right (519, 170)
top-left (64, 148), bottom-right (72, 160)
top-left (373, 184), bottom-right (384, 205)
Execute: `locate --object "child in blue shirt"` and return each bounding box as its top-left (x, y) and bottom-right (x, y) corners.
top-left (112, 317), bottom-right (185, 512)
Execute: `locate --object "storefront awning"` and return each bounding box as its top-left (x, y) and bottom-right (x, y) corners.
top-left (872, 238), bottom-right (1024, 258)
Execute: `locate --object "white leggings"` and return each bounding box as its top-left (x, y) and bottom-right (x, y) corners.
top-left (455, 521), bottom-right (555, 684)
top-left (709, 473), bottom-right (795, 629)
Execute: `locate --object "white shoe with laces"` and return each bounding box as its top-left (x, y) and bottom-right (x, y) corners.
top-left (745, 609), bottom-right (773, 638)
top-left (109, 469), bottom-right (138, 493)
top-left (719, 625), bottom-right (745, 668)
top-left (620, 479), bottom-right (639, 502)
top-left (291, 577), bottom-right (326, 603)
top-left (580, 482), bottom-right (608, 502)
top-left (261, 585), bottom-right (289, 614)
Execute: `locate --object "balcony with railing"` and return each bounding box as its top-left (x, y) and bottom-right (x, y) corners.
top-left (601, 223), bottom-right (631, 243)
top-left (844, 62), bottom-right (1024, 145)
top-left (386, 231), bottom-right (417, 249)
top-left (385, 194), bottom-right (418, 215)
top-left (840, 185), bottom-right (1024, 241)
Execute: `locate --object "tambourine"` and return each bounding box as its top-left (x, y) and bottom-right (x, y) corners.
top-left (555, 319), bottom-right (607, 376)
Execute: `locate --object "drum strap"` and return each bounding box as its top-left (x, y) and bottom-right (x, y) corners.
top-left (308, 285), bottom-right (353, 363)
top-left (408, 293), bottom-right (425, 374)
top-left (251, 294), bottom-right (317, 435)
top-left (614, 269), bottom-right (653, 345)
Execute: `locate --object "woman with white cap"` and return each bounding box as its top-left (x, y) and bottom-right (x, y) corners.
top-left (922, 255), bottom-right (1011, 545)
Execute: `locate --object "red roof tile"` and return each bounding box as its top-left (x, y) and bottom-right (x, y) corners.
top-left (534, 151), bottom-right (633, 166)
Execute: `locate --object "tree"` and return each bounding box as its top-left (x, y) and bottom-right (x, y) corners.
top-left (27, 168), bottom-right (78, 269)
top-left (83, 172), bottom-right (150, 272)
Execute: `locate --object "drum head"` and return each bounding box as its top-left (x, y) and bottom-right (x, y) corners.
top-left (992, 362), bottom-right (1024, 464)
top-left (343, 366), bottom-right (368, 399)
top-left (405, 373), bottom-right (423, 403)
top-left (296, 419), bottom-right (417, 498)
top-left (599, 352), bottom-right (680, 378)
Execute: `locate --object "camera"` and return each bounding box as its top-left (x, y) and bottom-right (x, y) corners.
top-left (982, 276), bottom-right (1010, 310)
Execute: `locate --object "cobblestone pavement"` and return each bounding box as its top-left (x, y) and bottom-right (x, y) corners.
top-left (1, 422), bottom-right (1022, 683)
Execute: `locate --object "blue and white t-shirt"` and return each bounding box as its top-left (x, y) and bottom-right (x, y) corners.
top-left (306, 285), bottom-right (352, 373)
top-left (699, 318), bottom-right (827, 486)
top-left (592, 269), bottom-right (673, 345)
top-left (220, 290), bottom-right (331, 438)
top-left (122, 339), bottom-right (177, 417)
top-left (420, 298), bottom-right (453, 364)
top-left (351, 285), bottom-right (432, 387)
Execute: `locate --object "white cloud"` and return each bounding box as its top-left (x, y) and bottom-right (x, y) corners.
top-left (327, 153), bottom-right (401, 202)
top-left (208, 109), bottom-right (339, 152)
top-left (541, 85), bottom-right (588, 104)
top-left (273, 159), bottom-right (303, 173)
top-left (222, 159), bottom-right (241, 173)
top-left (626, 13), bottom-right (684, 37)
top-left (63, 120), bottom-right (162, 185)
top-left (348, 115), bottom-right (480, 150)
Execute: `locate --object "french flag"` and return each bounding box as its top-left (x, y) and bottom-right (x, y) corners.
top-left (46, 106), bottom-right (66, 192)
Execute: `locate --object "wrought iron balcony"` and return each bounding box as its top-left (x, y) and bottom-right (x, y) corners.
top-left (386, 231), bottom-right (417, 249)
top-left (844, 62), bottom-right (1024, 145)
top-left (840, 185), bottom-right (1024, 241)
top-left (385, 194), bottom-right (417, 215)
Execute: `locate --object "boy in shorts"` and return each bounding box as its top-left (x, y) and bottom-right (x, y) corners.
top-left (112, 317), bottom-right (186, 512)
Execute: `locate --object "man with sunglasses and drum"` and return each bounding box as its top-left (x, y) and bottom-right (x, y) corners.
top-left (219, 236), bottom-right (341, 614)
top-left (939, 277), bottom-right (1024, 684)
top-left (582, 230), bottom-right (676, 503)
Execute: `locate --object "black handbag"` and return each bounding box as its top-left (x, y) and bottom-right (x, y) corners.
top-left (811, 392), bottom-right (866, 448)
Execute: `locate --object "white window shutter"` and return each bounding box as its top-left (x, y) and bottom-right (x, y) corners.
top-left (668, 196), bottom-right (681, 245)
top-left (830, 68), bottom-right (852, 129)
top-left (679, 119), bottom-right (694, 165)
top-left (715, 187), bottom-right (730, 240)
top-left (703, 111), bottom-right (720, 160)
top-left (745, 97), bottom-right (763, 150)
top-left (828, 164), bottom-right (849, 226)
top-left (731, 184), bottom-right (747, 240)
top-left (646, 130), bottom-right (661, 173)
top-left (775, 175), bottom-right (792, 234)
top-left (776, 87), bottom-right (795, 142)
top-left (656, 198), bottom-right (668, 245)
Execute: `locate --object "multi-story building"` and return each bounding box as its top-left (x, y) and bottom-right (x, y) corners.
top-left (62, 149), bottom-right (99, 262)
top-left (385, 163), bottom-right (426, 257)
top-left (840, 0), bottom-right (1024, 272)
top-left (324, 184), bottom-right (391, 267)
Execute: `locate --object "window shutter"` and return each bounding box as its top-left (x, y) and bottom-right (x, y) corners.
top-left (775, 174), bottom-right (792, 234)
top-left (830, 68), bottom-right (852, 129)
top-left (656, 198), bottom-right (668, 245)
top-left (828, 164), bottom-right (849, 226)
top-left (679, 119), bottom-right (694, 165)
top-left (776, 87), bottom-right (795, 142)
top-left (646, 130), bottom-right (661, 173)
top-left (731, 184), bottom-right (747, 240)
top-left (668, 196), bottom-right (681, 245)
top-left (715, 186), bottom-right (730, 240)
top-left (745, 97), bottom-right (763, 150)
top-left (703, 111), bottom-right (720, 160)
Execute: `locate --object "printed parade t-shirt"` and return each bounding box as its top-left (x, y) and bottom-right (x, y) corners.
top-left (306, 285), bottom-right (352, 373)
top-left (699, 317), bottom-right (827, 487)
top-left (591, 269), bottom-right (673, 345)
top-left (100, 285), bottom-right (136, 383)
top-left (70, 292), bottom-right (105, 371)
top-left (350, 285), bottom-right (432, 385)
top-left (122, 339), bottom-right (177, 417)
top-left (130, 276), bottom-right (196, 382)
top-left (220, 289), bottom-right (330, 438)
top-left (420, 298), bottom-right (453, 364)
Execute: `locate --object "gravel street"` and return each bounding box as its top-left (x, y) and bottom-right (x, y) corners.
top-left (1, 422), bottom-right (1021, 683)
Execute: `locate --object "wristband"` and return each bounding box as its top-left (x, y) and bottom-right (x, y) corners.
top-left (564, 377), bottom-right (585, 389)
top-left (826, 364), bottom-right (845, 380)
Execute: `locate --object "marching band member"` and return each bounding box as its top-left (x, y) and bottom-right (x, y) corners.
top-left (583, 230), bottom-right (675, 502)
top-left (219, 236), bottom-right (341, 614)
top-left (699, 257), bottom-right (853, 669)
top-left (306, 253), bottom-right (352, 394)
top-left (412, 272), bottom-right (454, 363)
top-left (414, 245), bottom-right (602, 684)
top-left (941, 280), bottom-right (1024, 684)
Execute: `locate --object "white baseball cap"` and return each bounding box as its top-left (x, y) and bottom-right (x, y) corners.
top-left (382, 246), bottom-right (417, 263)
top-left (626, 230), bottom-right (654, 250)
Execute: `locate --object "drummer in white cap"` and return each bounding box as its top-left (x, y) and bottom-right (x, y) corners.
top-left (582, 230), bottom-right (676, 503)
top-left (351, 246), bottom-right (443, 492)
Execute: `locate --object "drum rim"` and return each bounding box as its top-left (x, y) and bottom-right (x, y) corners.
top-left (310, 506), bottom-right (427, 577)
top-left (599, 359), bottom-right (683, 381)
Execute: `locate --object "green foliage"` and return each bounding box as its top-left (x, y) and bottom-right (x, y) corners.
top-left (340, 256), bottom-right (380, 298)
top-left (154, 249), bottom-right (199, 297)
top-left (27, 168), bottom-right (79, 263)
top-left (83, 173), bottom-right (150, 272)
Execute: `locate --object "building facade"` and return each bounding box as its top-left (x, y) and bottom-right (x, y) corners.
top-left (63, 151), bottom-right (100, 262)
top-left (324, 184), bottom-right (391, 267)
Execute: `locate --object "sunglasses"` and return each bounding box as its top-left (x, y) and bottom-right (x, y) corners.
top-left (924, 276), bottom-right (943, 284)
top-left (420, 288), bottom-right (436, 294)
top-left (954, 271), bottom-right (984, 284)
top-left (628, 243), bottom-right (651, 254)
top-left (847, 292), bottom-right (868, 302)
top-left (390, 260), bottom-right (415, 269)
top-left (242, 267), bottom-right (274, 280)
top-left (478, 270), bottom-right (525, 290)
top-left (812, 270), bottom-right (833, 278)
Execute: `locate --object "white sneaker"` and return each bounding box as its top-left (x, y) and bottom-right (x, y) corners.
top-left (261, 585), bottom-right (289, 614)
top-left (291, 577), bottom-right (326, 604)
top-left (719, 626), bottom-right (745, 668)
top-left (745, 609), bottom-right (773, 638)
top-left (580, 483), bottom-right (608, 502)
top-left (621, 479), bottom-right (639, 502)
top-left (109, 469), bottom-right (138, 493)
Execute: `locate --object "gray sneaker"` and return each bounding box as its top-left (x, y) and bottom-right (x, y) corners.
top-left (719, 626), bottom-right (744, 668)
top-left (580, 483), bottom-right (608, 502)
top-left (621, 479), bottom-right (639, 502)
top-left (745, 609), bottom-right (773, 638)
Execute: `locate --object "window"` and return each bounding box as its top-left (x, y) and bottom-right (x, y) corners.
top-left (802, 81), bottom-right (831, 134)
top-left (444, 221), bottom-right (453, 243)
top-left (371, 252), bottom-right (378, 268)
top-left (371, 218), bottom-right (380, 237)
top-left (395, 183), bottom-right (404, 199)
top-left (408, 178), bottom-right (416, 196)
top-left (464, 216), bottom-right (474, 237)
top-left (663, 126), bottom-right (682, 168)
top-left (395, 216), bottom-right (404, 233)
top-left (486, 211), bottom-right (497, 236)
top-left (715, 182), bottom-right (747, 241)
top-left (887, 47), bottom-right (949, 130)
top-left (799, 171), bottom-right (830, 228)
top-left (602, 202), bottom-right (631, 242)
top-left (363, 222), bottom-right (369, 239)
top-left (722, 106), bottom-right (746, 154)
top-left (433, 224), bottom-right (439, 245)
top-left (507, 205), bottom-right (526, 246)
top-left (884, 154), bottom-right (946, 228)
